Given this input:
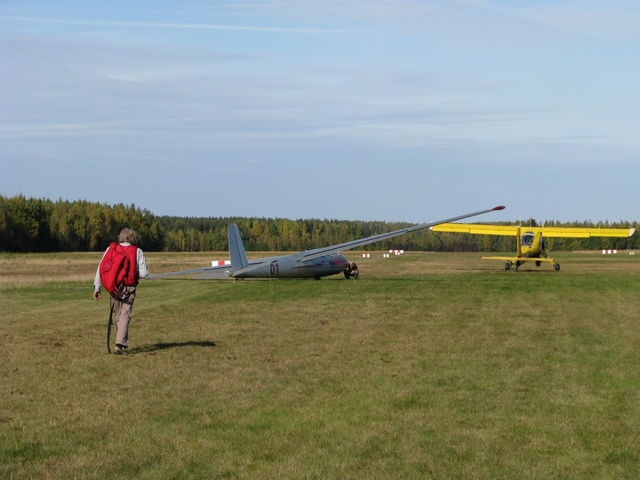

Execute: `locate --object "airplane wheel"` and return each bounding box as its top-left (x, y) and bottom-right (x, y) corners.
top-left (554, 263), bottom-right (560, 271)
top-left (504, 262), bottom-right (511, 271)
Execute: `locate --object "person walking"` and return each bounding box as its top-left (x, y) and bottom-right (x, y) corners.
top-left (94, 227), bottom-right (149, 354)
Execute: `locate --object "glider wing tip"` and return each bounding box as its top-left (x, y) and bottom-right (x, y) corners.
top-left (493, 205), bottom-right (506, 211)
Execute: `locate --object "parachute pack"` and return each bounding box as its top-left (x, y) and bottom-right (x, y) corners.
top-left (99, 242), bottom-right (138, 298)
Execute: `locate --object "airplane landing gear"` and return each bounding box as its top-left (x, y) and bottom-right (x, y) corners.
top-left (554, 263), bottom-right (560, 271)
top-left (504, 262), bottom-right (512, 271)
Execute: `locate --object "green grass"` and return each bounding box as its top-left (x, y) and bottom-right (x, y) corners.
top-left (1, 251), bottom-right (640, 478)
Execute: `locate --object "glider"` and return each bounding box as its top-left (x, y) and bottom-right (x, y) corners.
top-left (430, 223), bottom-right (635, 271)
top-left (148, 205), bottom-right (505, 280)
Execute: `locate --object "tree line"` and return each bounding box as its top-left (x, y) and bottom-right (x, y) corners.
top-left (1, 195), bottom-right (637, 253)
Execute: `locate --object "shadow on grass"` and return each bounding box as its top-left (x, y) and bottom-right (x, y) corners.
top-left (131, 340), bottom-right (217, 354)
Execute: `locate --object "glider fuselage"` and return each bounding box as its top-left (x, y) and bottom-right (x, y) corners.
top-left (232, 252), bottom-right (350, 279)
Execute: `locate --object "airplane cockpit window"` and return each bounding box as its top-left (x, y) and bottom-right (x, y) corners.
top-left (522, 232), bottom-right (535, 246)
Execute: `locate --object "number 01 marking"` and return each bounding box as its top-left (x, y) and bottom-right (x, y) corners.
top-left (270, 262), bottom-right (279, 275)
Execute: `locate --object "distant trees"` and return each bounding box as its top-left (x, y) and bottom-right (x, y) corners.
top-left (0, 195), bottom-right (163, 252)
top-left (1, 195), bottom-right (54, 252)
top-left (0, 194), bottom-right (637, 253)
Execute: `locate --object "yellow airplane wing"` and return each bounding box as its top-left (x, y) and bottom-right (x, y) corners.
top-left (432, 224), bottom-right (635, 238)
top-left (430, 224), bottom-right (520, 236)
top-left (529, 226), bottom-right (635, 238)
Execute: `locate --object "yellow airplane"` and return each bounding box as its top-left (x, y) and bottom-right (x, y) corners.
top-left (431, 223), bottom-right (635, 271)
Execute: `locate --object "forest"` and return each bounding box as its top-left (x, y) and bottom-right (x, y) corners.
top-left (1, 195), bottom-right (637, 253)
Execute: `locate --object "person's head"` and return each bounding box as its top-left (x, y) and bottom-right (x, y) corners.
top-left (118, 227), bottom-right (140, 245)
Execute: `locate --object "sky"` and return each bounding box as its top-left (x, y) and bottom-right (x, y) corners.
top-left (1, 0), bottom-right (638, 224)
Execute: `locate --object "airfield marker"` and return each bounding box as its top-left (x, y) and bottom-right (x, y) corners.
top-left (212, 260), bottom-right (231, 266)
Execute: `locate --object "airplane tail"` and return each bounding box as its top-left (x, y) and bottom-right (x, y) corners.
top-left (227, 224), bottom-right (249, 271)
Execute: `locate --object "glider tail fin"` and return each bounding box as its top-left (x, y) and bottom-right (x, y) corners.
top-left (228, 224), bottom-right (249, 270)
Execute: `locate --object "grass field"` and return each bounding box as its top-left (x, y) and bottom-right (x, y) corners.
top-left (2, 250), bottom-right (640, 479)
